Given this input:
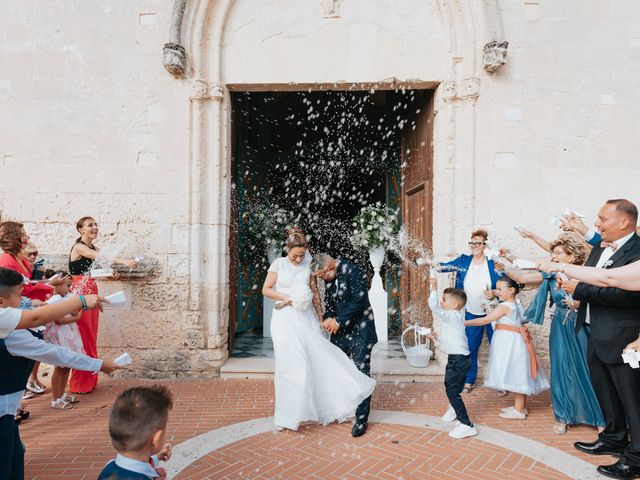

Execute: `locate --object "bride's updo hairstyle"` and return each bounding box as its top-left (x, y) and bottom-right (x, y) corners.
top-left (286, 227), bottom-right (306, 251)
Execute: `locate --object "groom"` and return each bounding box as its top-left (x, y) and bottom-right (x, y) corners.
top-left (312, 253), bottom-right (378, 437)
top-left (565, 199), bottom-right (640, 479)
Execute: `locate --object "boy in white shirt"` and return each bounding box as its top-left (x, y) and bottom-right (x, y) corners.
top-left (428, 276), bottom-right (478, 439)
top-left (0, 267), bottom-right (119, 479)
top-left (0, 267), bottom-right (105, 338)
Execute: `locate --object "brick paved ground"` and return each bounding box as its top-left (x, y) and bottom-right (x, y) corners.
top-left (19, 378), bottom-right (609, 479)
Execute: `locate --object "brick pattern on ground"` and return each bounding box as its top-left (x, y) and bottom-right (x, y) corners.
top-left (20, 378), bottom-right (606, 479)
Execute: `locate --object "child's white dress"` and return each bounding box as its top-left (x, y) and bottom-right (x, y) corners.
top-left (44, 294), bottom-right (85, 354)
top-left (484, 301), bottom-right (550, 395)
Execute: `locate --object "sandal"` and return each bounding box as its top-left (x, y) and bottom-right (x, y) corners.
top-left (15, 409), bottom-right (30, 424)
top-left (462, 384), bottom-right (474, 394)
top-left (22, 390), bottom-right (35, 400)
top-left (496, 390), bottom-right (508, 397)
top-left (61, 393), bottom-right (79, 404)
top-left (50, 398), bottom-right (73, 410)
top-left (26, 381), bottom-right (46, 394)
top-left (553, 422), bottom-right (567, 435)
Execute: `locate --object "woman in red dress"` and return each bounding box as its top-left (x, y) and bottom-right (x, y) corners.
top-left (0, 221), bottom-right (58, 302)
top-left (68, 217), bottom-right (136, 394)
top-left (0, 221), bottom-right (68, 397)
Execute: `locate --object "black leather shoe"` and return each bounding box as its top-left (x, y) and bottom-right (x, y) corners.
top-left (351, 421), bottom-right (368, 437)
top-left (575, 440), bottom-right (625, 457)
top-left (597, 459), bottom-right (640, 479)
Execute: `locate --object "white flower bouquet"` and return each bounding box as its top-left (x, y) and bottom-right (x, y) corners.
top-left (290, 285), bottom-right (313, 311)
top-left (350, 202), bottom-right (399, 253)
top-left (245, 203), bottom-right (299, 248)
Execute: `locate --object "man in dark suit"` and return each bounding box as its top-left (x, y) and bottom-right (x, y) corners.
top-left (564, 199), bottom-right (640, 479)
top-left (312, 253), bottom-right (378, 437)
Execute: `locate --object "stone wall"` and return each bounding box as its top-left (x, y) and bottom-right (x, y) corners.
top-left (2, 0), bottom-right (640, 376)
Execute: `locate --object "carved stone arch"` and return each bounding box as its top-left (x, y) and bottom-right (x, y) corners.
top-left (162, 0), bottom-right (508, 361)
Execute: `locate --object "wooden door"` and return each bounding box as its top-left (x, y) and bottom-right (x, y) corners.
top-left (400, 90), bottom-right (434, 329)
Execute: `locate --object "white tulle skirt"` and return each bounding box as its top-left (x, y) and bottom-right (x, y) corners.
top-left (484, 330), bottom-right (550, 395)
top-left (271, 305), bottom-right (376, 431)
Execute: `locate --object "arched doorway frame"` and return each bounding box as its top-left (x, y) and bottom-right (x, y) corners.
top-left (173, 0), bottom-right (505, 363)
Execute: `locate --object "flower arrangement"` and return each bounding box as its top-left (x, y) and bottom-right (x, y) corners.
top-left (350, 202), bottom-right (399, 253)
top-left (245, 203), bottom-right (299, 248)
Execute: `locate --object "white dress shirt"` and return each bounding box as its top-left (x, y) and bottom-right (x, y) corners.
top-left (585, 230), bottom-right (635, 324)
top-left (428, 290), bottom-right (470, 355)
top-left (0, 330), bottom-right (102, 416)
top-left (0, 308), bottom-right (21, 339)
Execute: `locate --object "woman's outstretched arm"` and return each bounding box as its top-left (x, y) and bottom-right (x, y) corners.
top-left (541, 259), bottom-right (640, 290)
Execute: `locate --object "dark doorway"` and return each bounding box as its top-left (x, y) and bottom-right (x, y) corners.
top-left (229, 89), bottom-right (433, 354)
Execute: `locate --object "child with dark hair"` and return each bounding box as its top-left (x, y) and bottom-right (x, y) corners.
top-left (428, 276), bottom-right (477, 439)
top-left (465, 277), bottom-right (550, 420)
top-left (98, 385), bottom-right (174, 480)
top-left (0, 267), bottom-right (119, 480)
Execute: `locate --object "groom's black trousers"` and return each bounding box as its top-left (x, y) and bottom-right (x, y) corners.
top-left (588, 345), bottom-right (640, 466)
top-left (331, 327), bottom-right (375, 424)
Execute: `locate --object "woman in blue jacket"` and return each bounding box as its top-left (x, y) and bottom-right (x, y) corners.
top-left (437, 229), bottom-right (503, 392)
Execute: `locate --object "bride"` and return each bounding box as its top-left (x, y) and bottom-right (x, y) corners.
top-left (262, 230), bottom-right (376, 431)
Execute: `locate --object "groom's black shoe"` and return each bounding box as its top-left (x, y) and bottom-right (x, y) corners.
top-left (575, 440), bottom-right (626, 457)
top-left (351, 421), bottom-right (368, 437)
top-left (597, 459), bottom-right (640, 479)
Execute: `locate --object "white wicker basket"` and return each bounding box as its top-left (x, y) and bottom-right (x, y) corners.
top-left (401, 324), bottom-right (433, 368)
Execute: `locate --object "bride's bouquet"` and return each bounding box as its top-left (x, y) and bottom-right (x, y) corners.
top-left (290, 285), bottom-right (313, 311)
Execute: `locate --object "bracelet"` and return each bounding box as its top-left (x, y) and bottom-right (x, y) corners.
top-left (78, 295), bottom-right (88, 311)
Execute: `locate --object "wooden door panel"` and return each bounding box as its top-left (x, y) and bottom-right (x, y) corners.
top-left (400, 91), bottom-right (434, 329)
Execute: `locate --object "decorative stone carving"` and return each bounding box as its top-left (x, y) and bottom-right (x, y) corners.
top-left (483, 40), bottom-right (509, 73)
top-left (163, 0), bottom-right (189, 77)
top-left (163, 43), bottom-right (187, 77)
top-left (460, 77), bottom-right (480, 99)
top-left (441, 79), bottom-right (480, 103)
top-left (189, 79), bottom-right (211, 100)
top-left (320, 0), bottom-right (341, 18)
top-left (209, 83), bottom-right (224, 101)
top-left (442, 81), bottom-right (457, 103)
top-left (189, 80), bottom-right (225, 102)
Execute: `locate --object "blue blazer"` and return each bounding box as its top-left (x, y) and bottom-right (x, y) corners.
top-left (324, 259), bottom-right (378, 346)
top-left (588, 230), bottom-right (601, 246)
top-left (438, 254), bottom-right (502, 291)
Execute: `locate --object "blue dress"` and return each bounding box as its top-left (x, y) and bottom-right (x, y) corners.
top-left (525, 273), bottom-right (605, 426)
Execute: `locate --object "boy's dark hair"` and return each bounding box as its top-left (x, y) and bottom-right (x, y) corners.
top-left (45, 270), bottom-right (69, 279)
top-left (0, 267), bottom-right (24, 297)
top-left (109, 385), bottom-right (174, 452)
top-left (443, 287), bottom-right (467, 306)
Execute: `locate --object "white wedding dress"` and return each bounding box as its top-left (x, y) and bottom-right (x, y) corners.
top-left (269, 256), bottom-right (376, 431)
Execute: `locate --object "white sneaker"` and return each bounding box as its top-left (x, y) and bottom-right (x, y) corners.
top-left (499, 407), bottom-right (527, 420)
top-left (448, 423), bottom-right (478, 439)
top-left (441, 405), bottom-right (457, 422)
top-left (500, 407), bottom-right (528, 415)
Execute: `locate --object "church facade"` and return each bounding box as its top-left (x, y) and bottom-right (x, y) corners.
top-left (2, 0), bottom-right (639, 375)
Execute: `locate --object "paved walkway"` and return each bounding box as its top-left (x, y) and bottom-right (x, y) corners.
top-left (19, 378), bottom-right (611, 479)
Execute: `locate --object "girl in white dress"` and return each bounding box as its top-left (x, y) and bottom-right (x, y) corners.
top-left (261, 232), bottom-right (376, 431)
top-left (465, 277), bottom-right (549, 420)
top-left (44, 273), bottom-right (85, 410)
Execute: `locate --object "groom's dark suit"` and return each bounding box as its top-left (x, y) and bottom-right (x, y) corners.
top-left (324, 259), bottom-right (378, 425)
top-left (574, 233), bottom-right (640, 466)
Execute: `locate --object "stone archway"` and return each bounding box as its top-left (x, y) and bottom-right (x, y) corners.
top-left (161, 0), bottom-right (508, 369)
